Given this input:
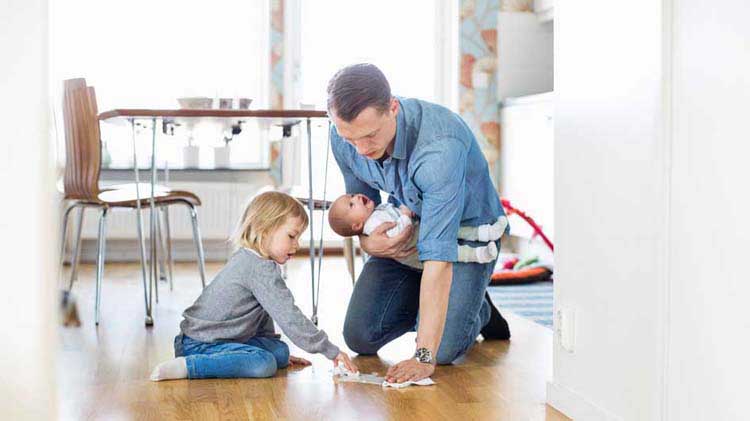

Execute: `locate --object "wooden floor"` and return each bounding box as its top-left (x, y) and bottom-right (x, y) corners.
top-left (58, 255), bottom-right (569, 421)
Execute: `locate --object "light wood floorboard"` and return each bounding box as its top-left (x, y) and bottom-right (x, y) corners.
top-left (58, 256), bottom-right (568, 421)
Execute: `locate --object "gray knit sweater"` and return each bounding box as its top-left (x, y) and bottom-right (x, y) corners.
top-left (179, 248), bottom-right (340, 360)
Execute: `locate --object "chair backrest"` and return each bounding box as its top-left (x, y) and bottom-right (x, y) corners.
top-left (62, 78), bottom-right (102, 200)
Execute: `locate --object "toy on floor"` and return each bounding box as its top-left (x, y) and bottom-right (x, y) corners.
top-left (332, 363), bottom-right (436, 388)
top-left (491, 266), bottom-right (552, 284)
top-left (491, 199), bottom-right (554, 285)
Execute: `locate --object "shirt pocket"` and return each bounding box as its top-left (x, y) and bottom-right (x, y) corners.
top-left (403, 184), bottom-right (423, 216)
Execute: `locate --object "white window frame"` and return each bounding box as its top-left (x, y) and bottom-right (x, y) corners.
top-left (284, 0), bottom-right (459, 111)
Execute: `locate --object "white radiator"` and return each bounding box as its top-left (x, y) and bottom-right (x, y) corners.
top-left (65, 175), bottom-right (346, 262)
top-left (76, 180), bottom-right (271, 240)
top-left (64, 178), bottom-right (272, 262)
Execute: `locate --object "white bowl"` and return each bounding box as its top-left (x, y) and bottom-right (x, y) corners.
top-left (238, 98), bottom-right (253, 109)
top-left (178, 97), bottom-right (213, 109)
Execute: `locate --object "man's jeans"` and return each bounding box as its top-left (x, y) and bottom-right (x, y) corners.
top-left (343, 250), bottom-right (496, 365)
top-left (174, 334), bottom-right (290, 379)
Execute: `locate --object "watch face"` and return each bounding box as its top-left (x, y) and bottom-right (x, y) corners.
top-left (415, 348), bottom-right (432, 363)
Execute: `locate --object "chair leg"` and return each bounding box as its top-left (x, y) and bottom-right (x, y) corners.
top-left (361, 246), bottom-right (369, 266)
top-left (68, 207), bottom-right (85, 290)
top-left (162, 207), bottom-right (174, 291)
top-left (156, 213), bottom-right (167, 283)
top-left (343, 237), bottom-right (356, 285)
top-left (188, 205), bottom-right (207, 288)
top-left (94, 207), bottom-right (109, 325)
top-left (153, 211), bottom-right (161, 304)
top-left (59, 204), bottom-right (76, 288)
top-left (134, 202), bottom-right (151, 325)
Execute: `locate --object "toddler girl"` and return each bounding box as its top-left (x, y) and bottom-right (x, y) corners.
top-left (150, 191), bottom-right (357, 381)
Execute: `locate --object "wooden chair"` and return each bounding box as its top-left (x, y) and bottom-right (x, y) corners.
top-left (59, 78), bottom-right (206, 325)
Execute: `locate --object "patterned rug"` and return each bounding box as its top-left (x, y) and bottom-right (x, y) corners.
top-left (487, 281), bottom-right (553, 329)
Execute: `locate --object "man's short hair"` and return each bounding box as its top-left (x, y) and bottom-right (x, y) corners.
top-left (326, 63), bottom-right (392, 122)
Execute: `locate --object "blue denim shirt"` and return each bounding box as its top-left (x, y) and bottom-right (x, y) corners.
top-left (331, 97), bottom-right (506, 262)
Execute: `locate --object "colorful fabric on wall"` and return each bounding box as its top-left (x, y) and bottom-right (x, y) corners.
top-left (460, 0), bottom-right (531, 178)
top-left (270, 0), bottom-right (285, 109)
top-left (460, 0), bottom-right (502, 170)
top-left (269, 0), bottom-right (285, 184)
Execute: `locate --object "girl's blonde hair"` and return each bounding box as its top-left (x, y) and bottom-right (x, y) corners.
top-left (232, 191), bottom-right (309, 257)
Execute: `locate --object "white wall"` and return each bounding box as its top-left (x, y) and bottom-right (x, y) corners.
top-left (499, 92), bottom-right (554, 241)
top-left (549, 0), bottom-right (668, 419)
top-left (551, 1), bottom-right (750, 420)
top-left (0, 0), bottom-right (56, 420)
top-left (666, 1), bottom-right (750, 419)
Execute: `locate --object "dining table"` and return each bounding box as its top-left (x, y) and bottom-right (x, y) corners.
top-left (98, 108), bottom-right (333, 326)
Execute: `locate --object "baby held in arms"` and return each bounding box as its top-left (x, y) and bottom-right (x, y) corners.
top-left (328, 193), bottom-right (508, 269)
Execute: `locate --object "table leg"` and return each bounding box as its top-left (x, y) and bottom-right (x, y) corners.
top-left (314, 120), bottom-right (331, 310)
top-left (149, 118), bottom-right (158, 313)
top-left (306, 118), bottom-right (317, 325)
top-left (343, 237), bottom-right (355, 284)
top-left (131, 118), bottom-right (153, 326)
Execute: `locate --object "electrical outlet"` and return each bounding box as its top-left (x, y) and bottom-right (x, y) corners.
top-left (555, 307), bottom-right (576, 353)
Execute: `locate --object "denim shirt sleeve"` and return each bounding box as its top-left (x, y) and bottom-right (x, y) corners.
top-left (330, 128), bottom-right (382, 205)
top-left (413, 137), bottom-right (467, 262)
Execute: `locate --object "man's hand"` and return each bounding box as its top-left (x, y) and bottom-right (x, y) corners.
top-left (359, 221), bottom-right (415, 259)
top-left (385, 358), bottom-right (435, 384)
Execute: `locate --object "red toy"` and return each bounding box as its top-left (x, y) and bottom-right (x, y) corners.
top-left (491, 199), bottom-right (554, 285)
top-left (500, 198), bottom-right (554, 252)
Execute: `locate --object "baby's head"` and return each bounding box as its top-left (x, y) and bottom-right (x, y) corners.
top-left (328, 193), bottom-right (376, 237)
top-left (233, 191), bottom-right (309, 264)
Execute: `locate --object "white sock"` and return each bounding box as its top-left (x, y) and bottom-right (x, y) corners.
top-left (150, 357), bottom-right (188, 381)
top-left (477, 225), bottom-right (490, 242)
top-left (477, 217), bottom-right (508, 242)
top-left (474, 241), bottom-right (498, 263)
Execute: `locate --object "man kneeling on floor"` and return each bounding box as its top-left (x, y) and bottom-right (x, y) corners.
top-left (327, 63), bottom-right (511, 384)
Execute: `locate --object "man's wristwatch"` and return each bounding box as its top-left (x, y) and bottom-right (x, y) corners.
top-left (414, 347), bottom-right (434, 365)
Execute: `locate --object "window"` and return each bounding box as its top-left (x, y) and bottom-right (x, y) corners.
top-left (50, 0), bottom-right (271, 170)
top-left (299, 0), bottom-right (440, 107)
top-left (292, 0), bottom-right (458, 241)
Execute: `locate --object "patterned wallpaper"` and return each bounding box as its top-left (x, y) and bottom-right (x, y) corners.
top-left (460, 0), bottom-right (531, 173)
top-left (270, 0), bottom-right (285, 109)
top-left (270, 0), bottom-right (534, 173)
top-left (500, 0), bottom-right (532, 12)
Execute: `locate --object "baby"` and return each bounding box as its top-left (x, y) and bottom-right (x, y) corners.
top-left (328, 193), bottom-right (508, 269)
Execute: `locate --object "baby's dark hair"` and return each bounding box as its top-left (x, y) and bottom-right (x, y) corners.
top-left (328, 197), bottom-right (364, 237)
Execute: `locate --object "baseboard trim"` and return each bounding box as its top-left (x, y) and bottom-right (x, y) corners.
top-left (547, 381), bottom-right (623, 421)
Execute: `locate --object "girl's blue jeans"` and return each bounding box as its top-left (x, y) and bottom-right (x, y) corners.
top-left (174, 333), bottom-right (290, 379)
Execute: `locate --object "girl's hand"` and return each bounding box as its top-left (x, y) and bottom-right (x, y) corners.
top-left (289, 355), bottom-right (312, 366)
top-left (333, 352), bottom-right (359, 373)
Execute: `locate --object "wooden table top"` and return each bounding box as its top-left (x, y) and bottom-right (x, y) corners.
top-left (99, 108), bottom-right (329, 121)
